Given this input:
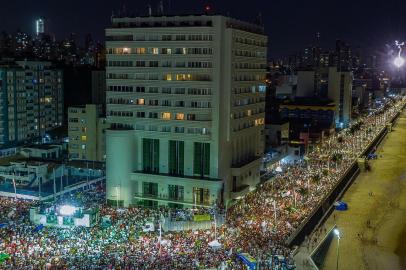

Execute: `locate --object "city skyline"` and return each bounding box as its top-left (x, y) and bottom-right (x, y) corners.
top-left (1, 0), bottom-right (406, 57)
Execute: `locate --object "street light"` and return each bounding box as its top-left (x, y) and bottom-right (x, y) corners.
top-left (333, 228), bottom-right (341, 270)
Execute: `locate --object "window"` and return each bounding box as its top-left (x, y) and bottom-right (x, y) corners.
top-left (161, 100), bottom-right (171, 106)
top-left (143, 182), bottom-right (158, 196)
top-left (136, 98), bottom-right (145, 105)
top-left (162, 112), bottom-right (171, 120)
top-left (152, 48), bottom-right (159, 54)
top-left (149, 112), bottom-right (158, 118)
top-left (149, 61), bottom-right (159, 67)
top-left (165, 74), bottom-right (172, 81)
top-left (175, 113), bottom-right (185, 120)
top-left (168, 185), bottom-right (184, 200)
top-left (161, 126), bottom-right (171, 132)
top-left (168, 140), bottom-right (184, 176)
top-left (193, 187), bottom-right (210, 205)
top-left (194, 142), bottom-right (210, 176)
top-left (81, 136), bottom-right (87, 141)
top-left (142, 139), bottom-right (159, 173)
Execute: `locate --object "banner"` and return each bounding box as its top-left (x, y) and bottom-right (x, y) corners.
top-left (193, 214), bottom-right (211, 222)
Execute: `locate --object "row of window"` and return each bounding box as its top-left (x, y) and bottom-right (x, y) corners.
top-left (135, 125), bottom-right (210, 135)
top-left (107, 60), bottom-right (213, 68)
top-left (108, 98), bottom-right (211, 108)
top-left (107, 47), bottom-right (213, 55)
top-left (108, 73), bottom-right (212, 81)
top-left (107, 34), bottom-right (213, 42)
top-left (108, 86), bottom-right (212, 95)
top-left (235, 37), bottom-right (267, 47)
top-left (234, 50), bottom-right (266, 58)
top-left (234, 85), bottom-right (267, 94)
top-left (142, 139), bottom-right (210, 178)
top-left (232, 108), bottom-right (264, 119)
top-left (108, 111), bottom-right (209, 121)
top-left (234, 74), bottom-right (266, 82)
top-left (234, 97), bottom-right (265, 106)
top-left (234, 62), bottom-right (267, 70)
top-left (233, 118), bottom-right (264, 131)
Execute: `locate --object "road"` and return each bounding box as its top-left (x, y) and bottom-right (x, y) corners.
top-left (295, 110), bottom-right (406, 270)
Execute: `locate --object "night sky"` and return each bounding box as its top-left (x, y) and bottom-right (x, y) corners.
top-left (1, 0), bottom-right (406, 57)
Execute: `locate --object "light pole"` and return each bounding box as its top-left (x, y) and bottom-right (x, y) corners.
top-left (334, 228), bottom-right (341, 270)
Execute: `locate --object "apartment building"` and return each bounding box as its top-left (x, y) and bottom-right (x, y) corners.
top-left (105, 14), bottom-right (267, 207)
top-left (68, 104), bottom-right (109, 161)
top-left (0, 60), bottom-right (63, 146)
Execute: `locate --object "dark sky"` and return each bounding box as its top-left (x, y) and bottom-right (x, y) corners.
top-left (1, 0), bottom-right (406, 57)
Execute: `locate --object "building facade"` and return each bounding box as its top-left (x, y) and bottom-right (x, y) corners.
top-left (328, 67), bottom-right (353, 127)
top-left (68, 104), bottom-right (109, 161)
top-left (0, 61), bottom-right (63, 146)
top-left (105, 15), bottom-right (267, 207)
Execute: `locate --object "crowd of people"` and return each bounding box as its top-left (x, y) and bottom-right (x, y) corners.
top-left (0, 97), bottom-right (404, 270)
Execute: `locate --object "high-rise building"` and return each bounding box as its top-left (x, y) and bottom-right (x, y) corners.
top-left (105, 14), bottom-right (267, 207)
top-left (68, 104), bottom-right (109, 161)
top-left (328, 67), bottom-right (353, 127)
top-left (0, 60), bottom-right (63, 146)
top-left (35, 18), bottom-right (45, 36)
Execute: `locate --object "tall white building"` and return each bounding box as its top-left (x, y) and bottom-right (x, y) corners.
top-left (105, 15), bottom-right (267, 208)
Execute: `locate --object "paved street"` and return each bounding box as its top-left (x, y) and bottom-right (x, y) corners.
top-left (296, 110), bottom-right (406, 270)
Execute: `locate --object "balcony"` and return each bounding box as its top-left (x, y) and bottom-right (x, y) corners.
top-left (230, 185), bottom-right (250, 199)
top-left (231, 156), bottom-right (262, 176)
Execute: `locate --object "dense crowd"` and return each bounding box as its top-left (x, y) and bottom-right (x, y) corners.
top-left (0, 97), bottom-right (404, 270)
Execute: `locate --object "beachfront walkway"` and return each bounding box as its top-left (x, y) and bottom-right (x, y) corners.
top-left (295, 110), bottom-right (406, 270)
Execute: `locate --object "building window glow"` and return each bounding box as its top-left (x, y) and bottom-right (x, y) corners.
top-left (162, 112), bottom-right (171, 120)
top-left (81, 135), bottom-right (87, 141)
top-left (165, 74), bottom-right (172, 81)
top-left (123, 47), bottom-right (131, 54)
top-left (137, 99), bottom-right (145, 105)
top-left (175, 113), bottom-right (185, 120)
top-left (176, 74), bottom-right (192, 81)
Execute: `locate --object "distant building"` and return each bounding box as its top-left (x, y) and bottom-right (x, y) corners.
top-left (0, 60), bottom-right (63, 146)
top-left (105, 14), bottom-right (267, 207)
top-left (279, 97), bottom-right (336, 140)
top-left (35, 18), bottom-right (45, 36)
top-left (328, 67), bottom-right (353, 127)
top-left (68, 104), bottom-right (109, 161)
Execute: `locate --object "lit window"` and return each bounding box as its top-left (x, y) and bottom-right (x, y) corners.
top-left (176, 74), bottom-right (192, 81)
top-left (81, 144), bottom-right (86, 150)
top-left (255, 118), bottom-right (264, 126)
top-left (137, 99), bottom-right (145, 105)
top-left (247, 110), bottom-right (252, 116)
top-left (165, 74), bottom-right (172, 81)
top-left (81, 135), bottom-right (87, 141)
top-left (162, 112), bottom-right (171, 120)
top-left (152, 48), bottom-right (159, 54)
top-left (123, 47), bottom-right (131, 54)
top-left (175, 113), bottom-right (185, 120)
